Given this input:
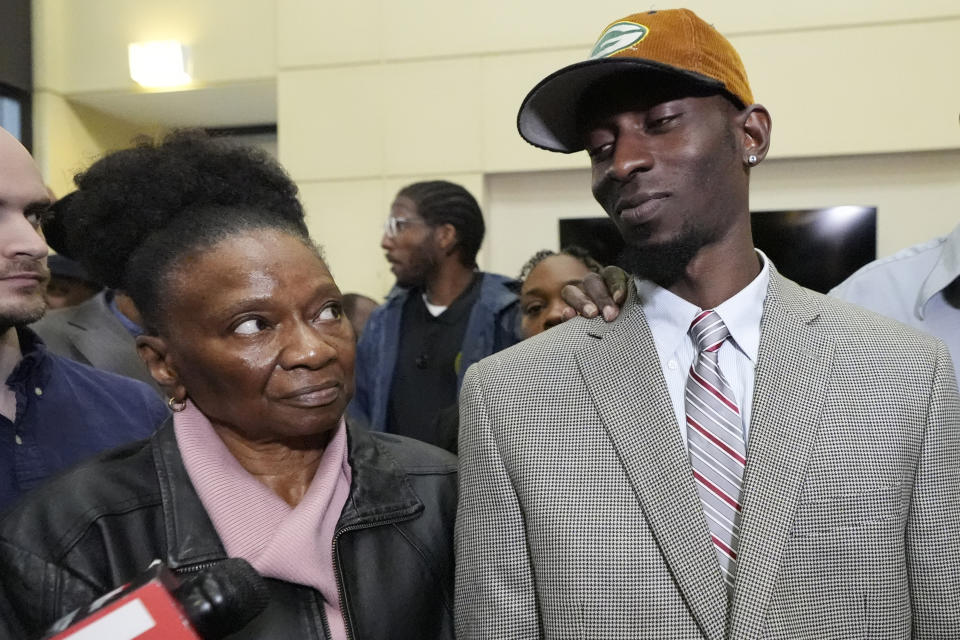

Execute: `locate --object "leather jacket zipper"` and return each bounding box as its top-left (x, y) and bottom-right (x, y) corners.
top-left (173, 561), bottom-right (222, 575)
top-left (332, 513), bottom-right (418, 640)
top-left (318, 593), bottom-right (333, 640)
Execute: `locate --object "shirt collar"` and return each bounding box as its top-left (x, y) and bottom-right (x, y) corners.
top-left (917, 223), bottom-right (960, 319)
top-left (636, 250), bottom-right (771, 364)
top-left (7, 326), bottom-right (53, 390)
top-left (418, 271), bottom-right (482, 325)
top-left (106, 289), bottom-right (145, 337)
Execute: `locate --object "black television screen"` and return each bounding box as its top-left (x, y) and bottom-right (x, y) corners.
top-left (557, 217), bottom-right (624, 268)
top-left (558, 206), bottom-right (877, 294)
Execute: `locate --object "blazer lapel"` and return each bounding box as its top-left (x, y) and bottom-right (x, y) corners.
top-left (728, 274), bottom-right (836, 638)
top-left (576, 287), bottom-right (728, 640)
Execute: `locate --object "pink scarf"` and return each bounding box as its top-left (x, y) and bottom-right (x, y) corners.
top-left (174, 401), bottom-right (351, 640)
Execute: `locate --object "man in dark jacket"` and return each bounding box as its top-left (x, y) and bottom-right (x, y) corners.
top-left (350, 181), bottom-right (521, 452)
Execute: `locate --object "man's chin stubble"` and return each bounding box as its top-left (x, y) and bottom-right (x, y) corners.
top-left (0, 299), bottom-right (48, 333)
top-left (616, 228), bottom-right (713, 289)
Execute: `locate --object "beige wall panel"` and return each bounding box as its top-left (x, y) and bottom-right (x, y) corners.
top-left (31, 0), bottom-right (66, 90)
top-left (176, 1), bottom-right (276, 84)
top-left (665, 1), bottom-right (960, 36)
top-left (278, 67), bottom-right (384, 181)
top-left (299, 178), bottom-right (394, 299)
top-left (32, 91), bottom-right (159, 197)
top-left (485, 168), bottom-right (601, 279)
top-left (381, 59), bottom-right (484, 176)
top-left (380, 0), bottom-right (487, 60)
top-left (739, 18), bottom-right (960, 158)
top-left (480, 49), bottom-right (601, 173)
top-left (34, 0), bottom-right (275, 94)
top-left (277, 0), bottom-right (382, 68)
top-left (373, 0), bottom-right (959, 61)
top-left (484, 149), bottom-right (960, 279)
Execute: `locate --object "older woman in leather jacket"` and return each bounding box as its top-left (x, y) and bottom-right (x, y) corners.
top-left (0, 132), bottom-right (456, 640)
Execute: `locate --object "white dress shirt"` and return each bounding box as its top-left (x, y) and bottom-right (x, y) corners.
top-left (830, 223), bottom-right (959, 367)
top-left (636, 251), bottom-right (770, 446)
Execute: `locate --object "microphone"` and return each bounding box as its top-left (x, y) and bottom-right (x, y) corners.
top-left (41, 558), bottom-right (270, 640)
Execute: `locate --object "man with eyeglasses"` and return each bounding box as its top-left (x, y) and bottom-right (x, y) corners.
top-left (349, 180), bottom-right (521, 453)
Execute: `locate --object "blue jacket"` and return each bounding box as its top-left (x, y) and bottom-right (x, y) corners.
top-left (350, 272), bottom-right (520, 432)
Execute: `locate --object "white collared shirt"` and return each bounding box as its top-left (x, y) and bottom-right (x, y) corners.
top-left (830, 223), bottom-right (959, 367)
top-left (636, 251), bottom-right (770, 446)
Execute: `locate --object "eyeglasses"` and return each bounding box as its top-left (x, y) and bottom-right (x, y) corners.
top-left (383, 216), bottom-right (426, 238)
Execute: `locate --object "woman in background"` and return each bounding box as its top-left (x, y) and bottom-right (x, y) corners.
top-left (0, 132), bottom-right (456, 640)
top-left (518, 246), bottom-right (602, 339)
top-left (433, 245), bottom-right (604, 452)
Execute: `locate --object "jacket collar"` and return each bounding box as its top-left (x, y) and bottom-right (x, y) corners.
top-left (472, 272), bottom-right (519, 316)
top-left (384, 272), bottom-right (518, 314)
top-left (337, 425), bottom-right (423, 527)
top-left (917, 222), bottom-right (960, 319)
top-left (152, 418), bottom-right (424, 569)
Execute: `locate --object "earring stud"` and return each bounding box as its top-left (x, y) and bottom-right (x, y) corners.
top-left (748, 154), bottom-right (758, 165)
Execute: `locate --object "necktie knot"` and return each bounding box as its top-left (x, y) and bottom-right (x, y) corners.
top-left (689, 310), bottom-right (730, 353)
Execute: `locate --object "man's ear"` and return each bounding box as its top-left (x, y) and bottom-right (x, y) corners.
top-left (738, 103), bottom-right (772, 165)
top-left (136, 335), bottom-right (185, 401)
top-left (434, 223), bottom-right (459, 255)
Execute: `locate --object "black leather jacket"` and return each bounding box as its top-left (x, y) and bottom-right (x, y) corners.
top-left (0, 419), bottom-right (457, 639)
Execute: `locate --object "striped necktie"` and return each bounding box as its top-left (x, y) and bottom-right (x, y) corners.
top-left (685, 310), bottom-right (746, 597)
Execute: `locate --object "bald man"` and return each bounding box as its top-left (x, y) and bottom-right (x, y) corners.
top-left (0, 127), bottom-right (167, 515)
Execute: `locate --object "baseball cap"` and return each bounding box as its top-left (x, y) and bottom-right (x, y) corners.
top-left (517, 8), bottom-right (754, 153)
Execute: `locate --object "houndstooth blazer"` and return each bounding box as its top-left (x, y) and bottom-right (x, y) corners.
top-left (455, 271), bottom-right (960, 639)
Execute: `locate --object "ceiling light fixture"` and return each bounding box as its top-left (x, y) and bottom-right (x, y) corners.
top-left (128, 40), bottom-right (191, 88)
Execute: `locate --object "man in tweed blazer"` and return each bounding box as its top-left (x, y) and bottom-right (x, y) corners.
top-left (455, 9), bottom-right (960, 639)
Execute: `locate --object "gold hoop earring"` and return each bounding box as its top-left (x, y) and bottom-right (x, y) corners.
top-left (168, 397), bottom-right (187, 412)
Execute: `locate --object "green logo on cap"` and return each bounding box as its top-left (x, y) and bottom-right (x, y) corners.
top-left (590, 21), bottom-right (649, 59)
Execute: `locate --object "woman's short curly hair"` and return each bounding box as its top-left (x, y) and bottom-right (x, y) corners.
top-left (53, 130), bottom-right (311, 332)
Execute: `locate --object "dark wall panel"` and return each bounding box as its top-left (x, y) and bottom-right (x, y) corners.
top-left (0, 0), bottom-right (32, 92)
